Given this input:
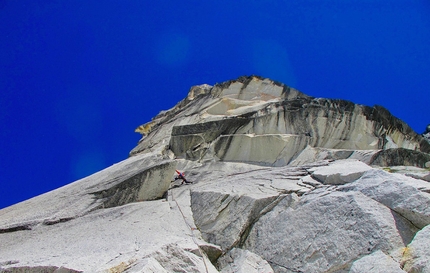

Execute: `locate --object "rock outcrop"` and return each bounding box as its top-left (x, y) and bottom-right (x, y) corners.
top-left (1, 76), bottom-right (429, 273)
top-left (423, 124), bottom-right (430, 145)
top-left (131, 75), bottom-right (429, 166)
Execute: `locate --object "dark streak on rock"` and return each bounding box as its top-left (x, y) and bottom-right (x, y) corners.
top-left (43, 217), bottom-right (75, 226)
top-left (0, 224), bottom-right (32, 234)
top-left (370, 148), bottom-right (430, 168)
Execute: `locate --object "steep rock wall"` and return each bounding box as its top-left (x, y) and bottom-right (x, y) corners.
top-left (133, 76), bottom-right (430, 167)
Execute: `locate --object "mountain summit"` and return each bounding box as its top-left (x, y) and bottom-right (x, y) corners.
top-left (1, 76), bottom-right (429, 273)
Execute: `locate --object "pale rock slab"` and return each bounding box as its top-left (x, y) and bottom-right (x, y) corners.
top-left (126, 257), bottom-right (169, 273)
top-left (0, 200), bottom-right (210, 272)
top-left (145, 243), bottom-right (218, 273)
top-left (401, 225), bottom-right (430, 273)
top-left (349, 250), bottom-right (405, 273)
top-left (309, 159), bottom-right (372, 185)
top-left (0, 266), bottom-right (81, 273)
top-left (190, 189), bottom-right (279, 251)
top-left (340, 169), bottom-right (430, 229)
top-left (300, 174), bottom-right (322, 187)
top-left (218, 248), bottom-right (274, 273)
top-left (383, 166), bottom-right (430, 183)
top-left (189, 163), bottom-right (322, 252)
top-left (213, 134), bottom-right (308, 166)
top-left (245, 191), bottom-right (409, 273)
top-left (289, 145), bottom-right (378, 166)
top-left (0, 153), bottom-right (176, 233)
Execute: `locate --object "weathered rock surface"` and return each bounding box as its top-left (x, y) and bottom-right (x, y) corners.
top-left (217, 248), bottom-right (274, 273)
top-left (131, 75), bottom-right (430, 166)
top-left (309, 159), bottom-right (372, 185)
top-left (1, 76), bottom-right (429, 272)
top-left (401, 224), bottom-right (430, 273)
top-left (370, 148), bottom-right (430, 168)
top-left (422, 124), bottom-right (430, 144)
top-left (381, 165), bottom-right (430, 182)
top-left (340, 169), bottom-right (430, 229)
top-left (350, 250), bottom-right (405, 273)
top-left (244, 190), bottom-right (411, 272)
top-left (0, 154), bottom-right (176, 233)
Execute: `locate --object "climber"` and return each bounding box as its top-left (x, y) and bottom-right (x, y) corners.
top-left (175, 170), bottom-right (190, 184)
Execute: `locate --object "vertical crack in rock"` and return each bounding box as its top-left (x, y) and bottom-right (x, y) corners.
top-left (339, 169), bottom-right (430, 230)
top-left (235, 194), bottom-right (293, 249)
top-left (244, 191), bottom-right (408, 273)
top-left (190, 190), bottom-right (281, 252)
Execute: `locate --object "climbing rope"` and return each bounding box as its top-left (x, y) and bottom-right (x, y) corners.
top-left (170, 188), bottom-right (210, 273)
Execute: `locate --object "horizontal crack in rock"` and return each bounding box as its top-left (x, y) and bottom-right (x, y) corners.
top-left (0, 224), bottom-right (32, 234)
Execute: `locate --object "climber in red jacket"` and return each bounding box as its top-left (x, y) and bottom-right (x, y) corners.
top-left (175, 170), bottom-right (189, 184)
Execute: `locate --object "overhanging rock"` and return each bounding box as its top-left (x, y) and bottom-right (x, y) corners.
top-left (143, 76), bottom-right (430, 167)
top-left (213, 134), bottom-right (308, 166)
top-left (0, 154), bottom-right (176, 233)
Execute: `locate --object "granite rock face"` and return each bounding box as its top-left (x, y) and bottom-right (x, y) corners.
top-left (1, 76), bottom-right (429, 273)
top-left (132, 76), bottom-right (429, 167)
top-left (350, 250), bottom-right (405, 273)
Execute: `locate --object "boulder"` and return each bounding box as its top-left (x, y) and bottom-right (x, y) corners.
top-left (244, 191), bottom-right (410, 273)
top-left (401, 224), bottom-right (430, 273)
top-left (380, 166), bottom-right (430, 183)
top-left (190, 190), bottom-right (279, 251)
top-left (218, 248), bottom-right (274, 273)
top-left (370, 148), bottom-right (430, 168)
top-left (340, 169), bottom-right (430, 229)
top-left (350, 250), bottom-right (404, 273)
top-left (309, 159), bottom-right (372, 185)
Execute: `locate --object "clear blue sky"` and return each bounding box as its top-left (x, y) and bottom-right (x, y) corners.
top-left (1, 1), bottom-right (429, 209)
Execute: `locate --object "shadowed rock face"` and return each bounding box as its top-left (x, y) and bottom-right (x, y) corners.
top-left (1, 76), bottom-right (429, 273)
top-left (0, 155), bottom-right (176, 234)
top-left (370, 148), bottom-right (430, 168)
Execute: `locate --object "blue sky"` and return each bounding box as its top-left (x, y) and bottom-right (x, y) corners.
top-left (1, 1), bottom-right (429, 209)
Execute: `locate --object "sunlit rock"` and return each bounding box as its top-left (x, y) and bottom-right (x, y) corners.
top-left (309, 159), bottom-right (372, 185)
top-left (1, 76), bottom-right (429, 272)
top-left (350, 250), bottom-right (404, 273)
top-left (218, 248), bottom-right (274, 273)
top-left (401, 224), bottom-right (430, 273)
